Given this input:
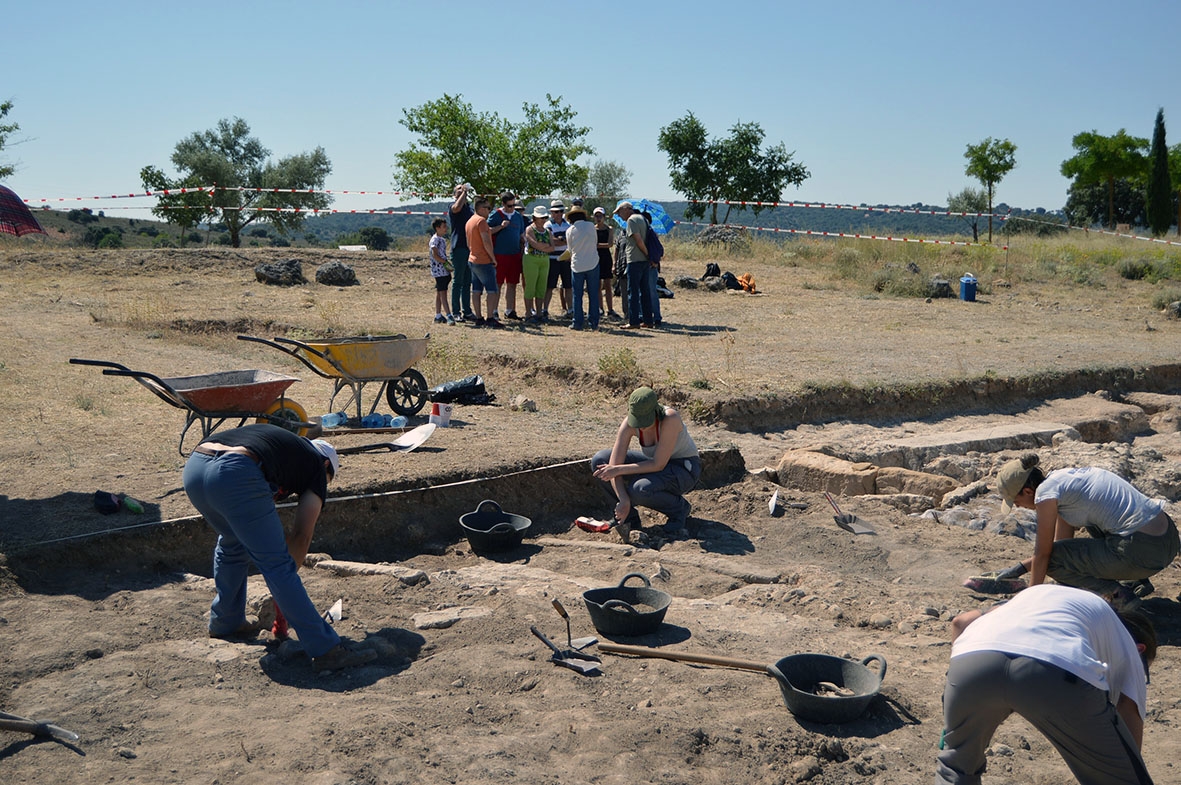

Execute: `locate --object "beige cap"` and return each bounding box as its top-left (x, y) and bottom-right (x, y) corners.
top-left (995, 454), bottom-right (1039, 514)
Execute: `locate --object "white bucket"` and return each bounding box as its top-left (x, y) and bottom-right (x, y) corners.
top-left (428, 402), bottom-right (453, 427)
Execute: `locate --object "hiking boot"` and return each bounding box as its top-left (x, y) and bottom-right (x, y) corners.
top-left (433, 314), bottom-right (446, 323)
top-left (472, 317), bottom-right (486, 328)
top-left (664, 497), bottom-right (691, 531)
top-left (505, 310), bottom-right (522, 320)
top-left (485, 318), bottom-right (504, 329)
top-left (208, 620), bottom-right (263, 641)
top-left (1129, 578), bottom-right (1155, 598)
top-left (607, 310), bottom-right (621, 321)
top-left (312, 641), bottom-right (378, 672)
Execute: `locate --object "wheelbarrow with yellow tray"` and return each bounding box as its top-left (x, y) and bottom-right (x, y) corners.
top-left (238, 333), bottom-right (431, 422)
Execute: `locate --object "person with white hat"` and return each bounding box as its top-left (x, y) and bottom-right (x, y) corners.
top-left (183, 423), bottom-right (376, 672)
top-left (543, 200), bottom-right (572, 320)
top-left (967, 454), bottom-right (1178, 608)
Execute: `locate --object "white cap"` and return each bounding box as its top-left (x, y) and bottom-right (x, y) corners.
top-left (311, 439), bottom-right (340, 478)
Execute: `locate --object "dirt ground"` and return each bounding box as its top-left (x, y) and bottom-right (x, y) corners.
top-left (1, 246), bottom-right (1179, 784)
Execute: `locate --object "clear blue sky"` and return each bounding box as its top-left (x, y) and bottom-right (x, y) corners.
top-left (4, 0), bottom-right (1178, 218)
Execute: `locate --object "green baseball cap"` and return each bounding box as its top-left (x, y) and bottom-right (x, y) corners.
top-left (627, 387), bottom-right (659, 428)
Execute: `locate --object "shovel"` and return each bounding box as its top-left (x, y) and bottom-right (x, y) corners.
top-left (335, 423), bottom-right (437, 455)
top-left (530, 626), bottom-right (602, 675)
top-left (551, 599), bottom-right (597, 651)
top-left (0, 711), bottom-right (80, 743)
top-left (824, 492), bottom-right (876, 535)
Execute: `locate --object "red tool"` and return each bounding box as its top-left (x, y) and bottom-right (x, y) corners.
top-left (272, 605), bottom-right (289, 639)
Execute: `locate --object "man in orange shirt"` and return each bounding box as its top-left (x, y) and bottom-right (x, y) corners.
top-left (464, 197), bottom-right (501, 328)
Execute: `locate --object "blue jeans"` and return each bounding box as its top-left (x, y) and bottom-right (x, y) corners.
top-left (469, 261), bottom-right (497, 294)
top-left (648, 265), bottom-right (662, 324)
top-left (590, 448), bottom-right (701, 529)
top-left (450, 245), bottom-right (471, 315)
top-left (626, 261), bottom-right (653, 326)
top-left (572, 265), bottom-right (601, 328)
top-left (183, 452), bottom-right (340, 658)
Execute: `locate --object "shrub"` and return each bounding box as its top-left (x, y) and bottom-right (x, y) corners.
top-left (186, 231), bottom-right (202, 243)
top-left (214, 234), bottom-right (232, 246)
top-left (249, 227), bottom-right (270, 238)
top-left (834, 247), bottom-right (862, 278)
top-left (97, 233), bottom-right (123, 249)
top-left (1151, 288), bottom-right (1181, 310)
top-left (1118, 259), bottom-right (1151, 280)
top-left (67, 208), bottom-right (99, 224)
top-left (597, 347), bottom-right (641, 388)
top-left (272, 237), bottom-right (290, 247)
top-left (153, 235), bottom-right (176, 248)
top-left (358, 226), bottom-right (391, 251)
top-left (83, 226), bottom-right (120, 248)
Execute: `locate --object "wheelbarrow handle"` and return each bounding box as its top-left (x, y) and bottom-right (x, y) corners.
top-left (99, 368), bottom-right (188, 411)
top-left (69, 358), bottom-right (131, 371)
top-left (237, 335), bottom-right (336, 379)
top-left (598, 643), bottom-right (770, 673)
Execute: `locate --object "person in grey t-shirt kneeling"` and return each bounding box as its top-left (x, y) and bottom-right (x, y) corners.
top-left (967, 454), bottom-right (1179, 609)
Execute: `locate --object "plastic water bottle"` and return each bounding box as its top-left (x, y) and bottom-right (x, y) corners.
top-left (390, 415), bottom-right (408, 428)
top-left (320, 411), bottom-right (347, 428)
top-left (361, 412), bottom-right (385, 428)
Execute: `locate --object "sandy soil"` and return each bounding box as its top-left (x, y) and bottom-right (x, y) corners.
top-left (1, 246), bottom-right (1179, 784)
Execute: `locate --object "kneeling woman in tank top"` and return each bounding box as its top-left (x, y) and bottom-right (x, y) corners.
top-left (591, 387), bottom-right (701, 539)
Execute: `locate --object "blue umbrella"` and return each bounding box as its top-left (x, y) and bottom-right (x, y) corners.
top-left (613, 198), bottom-right (676, 235)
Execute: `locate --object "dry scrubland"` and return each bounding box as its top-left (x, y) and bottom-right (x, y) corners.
top-left (0, 233), bottom-right (1180, 784)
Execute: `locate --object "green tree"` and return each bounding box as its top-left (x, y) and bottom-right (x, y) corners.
top-left (658, 112), bottom-right (809, 224)
top-left (1168, 143), bottom-right (1181, 236)
top-left (139, 165), bottom-right (209, 246)
top-left (393, 94), bottom-right (592, 198)
top-left (1060, 129), bottom-right (1148, 229)
top-left (358, 226), bottom-right (391, 251)
top-left (1145, 109), bottom-right (1172, 236)
top-left (963, 137), bottom-right (1017, 242)
top-left (580, 159), bottom-right (632, 213)
top-left (148, 117), bottom-right (332, 248)
top-left (946, 186), bottom-right (987, 242)
top-left (1064, 178), bottom-right (1145, 228)
top-left (0, 100), bottom-right (17, 179)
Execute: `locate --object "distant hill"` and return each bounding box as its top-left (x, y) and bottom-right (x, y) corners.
top-left (301, 199), bottom-right (1065, 242)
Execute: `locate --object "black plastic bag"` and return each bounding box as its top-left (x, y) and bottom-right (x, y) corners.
top-left (429, 375), bottom-right (496, 405)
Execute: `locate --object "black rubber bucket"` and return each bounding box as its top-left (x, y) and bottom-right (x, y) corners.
top-left (766, 654), bottom-right (887, 724)
top-left (458, 499), bottom-right (531, 553)
top-left (582, 572), bottom-right (671, 637)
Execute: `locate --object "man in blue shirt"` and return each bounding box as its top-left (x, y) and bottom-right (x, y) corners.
top-left (486, 191), bottom-right (527, 320)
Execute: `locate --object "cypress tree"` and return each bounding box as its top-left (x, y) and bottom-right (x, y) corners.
top-left (1145, 108), bottom-right (1172, 236)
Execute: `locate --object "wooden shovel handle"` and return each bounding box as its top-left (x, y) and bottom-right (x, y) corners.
top-left (599, 643), bottom-right (770, 673)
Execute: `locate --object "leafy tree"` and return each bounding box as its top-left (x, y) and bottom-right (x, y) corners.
top-left (358, 226), bottom-right (391, 251)
top-left (147, 117), bottom-right (332, 248)
top-left (393, 94), bottom-right (592, 198)
top-left (658, 113), bottom-right (809, 224)
top-left (0, 100), bottom-right (18, 179)
top-left (1060, 129), bottom-right (1148, 229)
top-left (963, 138), bottom-right (1017, 242)
top-left (140, 165), bottom-right (208, 246)
top-left (580, 159), bottom-right (632, 213)
top-left (1169, 144), bottom-right (1181, 236)
top-left (1145, 109), bottom-right (1172, 236)
top-left (1064, 178), bottom-right (1145, 228)
top-left (946, 186), bottom-right (987, 242)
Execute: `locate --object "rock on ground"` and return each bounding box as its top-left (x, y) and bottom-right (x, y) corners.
top-left (254, 259), bottom-right (306, 286)
top-left (316, 260), bottom-right (358, 286)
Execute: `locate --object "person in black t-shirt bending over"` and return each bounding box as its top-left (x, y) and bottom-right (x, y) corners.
top-left (183, 424), bottom-right (376, 672)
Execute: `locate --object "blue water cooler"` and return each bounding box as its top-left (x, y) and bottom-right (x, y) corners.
top-left (959, 273), bottom-right (977, 302)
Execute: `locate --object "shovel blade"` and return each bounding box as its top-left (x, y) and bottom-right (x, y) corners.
top-left (835, 514), bottom-right (876, 535)
top-left (570, 636), bottom-right (598, 651)
top-left (552, 655), bottom-right (601, 675)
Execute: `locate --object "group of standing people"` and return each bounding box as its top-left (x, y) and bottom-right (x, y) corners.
top-left (430, 185), bottom-right (665, 330)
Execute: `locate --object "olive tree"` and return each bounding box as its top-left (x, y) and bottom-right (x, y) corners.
top-left (963, 137), bottom-right (1017, 241)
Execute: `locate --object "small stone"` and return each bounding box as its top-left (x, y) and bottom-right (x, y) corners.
top-left (923, 607), bottom-right (940, 617)
top-left (791, 757), bottom-right (822, 782)
top-left (450, 678), bottom-right (465, 688)
top-left (638, 698), bottom-right (653, 709)
top-left (509, 395), bottom-right (537, 412)
top-left (827, 604), bottom-right (844, 620)
top-left (897, 622), bottom-right (915, 633)
top-left (867, 613), bottom-right (893, 629)
top-left (518, 677), bottom-right (539, 692)
top-left (117, 748), bottom-right (137, 759)
top-left (84, 648), bottom-right (104, 659)
top-left (673, 275), bottom-right (699, 289)
top-left (315, 260), bottom-right (358, 286)
top-left (987, 743), bottom-right (1013, 757)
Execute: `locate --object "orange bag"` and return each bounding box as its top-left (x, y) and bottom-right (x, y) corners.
top-left (737, 273), bottom-right (757, 293)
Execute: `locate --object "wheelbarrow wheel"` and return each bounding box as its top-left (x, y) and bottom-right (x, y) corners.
top-left (257, 399), bottom-right (310, 436)
top-left (387, 368), bottom-right (428, 416)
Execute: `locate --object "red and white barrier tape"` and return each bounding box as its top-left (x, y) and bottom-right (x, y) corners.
top-left (1005, 214), bottom-right (1181, 248)
top-left (673, 220), bottom-right (1006, 250)
top-left (686, 197), bottom-right (1011, 219)
top-left (23, 186), bottom-right (214, 203)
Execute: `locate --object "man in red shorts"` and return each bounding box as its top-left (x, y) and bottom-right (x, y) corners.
top-left (487, 191), bottom-right (527, 320)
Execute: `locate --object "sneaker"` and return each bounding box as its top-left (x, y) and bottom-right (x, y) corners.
top-left (462, 311), bottom-right (475, 321)
top-left (433, 314), bottom-right (445, 323)
top-left (1129, 578), bottom-right (1155, 598)
top-left (505, 310), bottom-right (522, 320)
top-left (491, 310), bottom-right (501, 320)
top-left (453, 313), bottom-right (465, 323)
top-left (472, 317), bottom-right (486, 328)
top-left (570, 323), bottom-right (583, 331)
top-left (312, 641), bottom-right (378, 672)
top-left (607, 310), bottom-right (621, 321)
top-left (485, 318), bottom-right (504, 329)
top-left (446, 314), bottom-right (456, 325)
